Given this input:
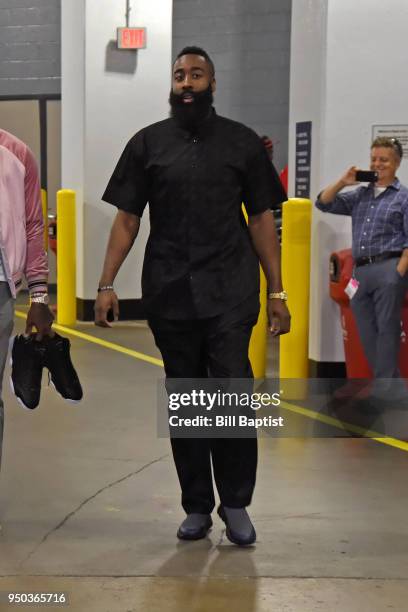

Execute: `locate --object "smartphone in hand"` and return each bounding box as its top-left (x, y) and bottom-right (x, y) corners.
top-left (355, 170), bottom-right (378, 182)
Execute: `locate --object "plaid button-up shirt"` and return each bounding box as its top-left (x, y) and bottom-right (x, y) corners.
top-left (316, 179), bottom-right (408, 258)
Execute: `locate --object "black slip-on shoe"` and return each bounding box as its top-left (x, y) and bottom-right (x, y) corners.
top-left (10, 334), bottom-right (45, 410)
top-left (218, 505), bottom-right (256, 546)
top-left (43, 333), bottom-right (83, 403)
top-left (177, 514), bottom-right (213, 540)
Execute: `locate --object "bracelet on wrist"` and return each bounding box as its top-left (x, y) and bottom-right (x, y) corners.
top-left (98, 285), bottom-right (114, 293)
top-left (30, 292), bottom-right (49, 305)
top-left (267, 290), bottom-right (288, 301)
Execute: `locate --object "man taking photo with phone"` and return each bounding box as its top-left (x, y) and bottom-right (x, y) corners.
top-left (316, 137), bottom-right (408, 403)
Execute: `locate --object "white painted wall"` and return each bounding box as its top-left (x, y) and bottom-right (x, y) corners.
top-left (61, 0), bottom-right (85, 293)
top-left (324, 0), bottom-right (408, 186)
top-left (289, 0), bottom-right (408, 364)
top-left (62, 0), bottom-right (173, 300)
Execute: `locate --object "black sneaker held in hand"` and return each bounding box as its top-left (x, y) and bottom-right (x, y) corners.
top-left (42, 333), bottom-right (83, 403)
top-left (10, 334), bottom-right (46, 410)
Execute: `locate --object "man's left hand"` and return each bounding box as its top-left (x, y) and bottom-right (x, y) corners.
top-left (267, 300), bottom-right (291, 336)
top-left (26, 303), bottom-right (55, 340)
top-left (397, 263), bottom-right (408, 278)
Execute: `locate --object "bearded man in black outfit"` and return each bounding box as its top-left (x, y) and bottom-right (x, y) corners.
top-left (95, 46), bottom-right (290, 546)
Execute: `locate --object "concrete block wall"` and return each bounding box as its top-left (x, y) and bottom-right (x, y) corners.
top-left (173, 0), bottom-right (292, 171)
top-left (0, 0), bottom-right (60, 96)
top-left (0, 0), bottom-right (290, 168)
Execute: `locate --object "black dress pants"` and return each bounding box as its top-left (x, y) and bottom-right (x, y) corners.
top-left (148, 294), bottom-right (260, 514)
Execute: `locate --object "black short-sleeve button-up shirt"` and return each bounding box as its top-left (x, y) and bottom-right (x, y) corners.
top-left (102, 110), bottom-right (286, 319)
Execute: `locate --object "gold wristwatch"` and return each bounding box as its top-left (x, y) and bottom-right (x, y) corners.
top-left (268, 290), bottom-right (288, 301)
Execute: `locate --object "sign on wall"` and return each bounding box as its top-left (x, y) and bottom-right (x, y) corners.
top-left (372, 124), bottom-right (408, 158)
top-left (117, 27), bottom-right (146, 49)
top-left (295, 121), bottom-right (312, 198)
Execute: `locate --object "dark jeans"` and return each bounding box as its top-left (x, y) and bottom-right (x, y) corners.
top-left (352, 257), bottom-right (408, 378)
top-left (0, 282), bottom-right (15, 471)
top-left (148, 294), bottom-right (260, 514)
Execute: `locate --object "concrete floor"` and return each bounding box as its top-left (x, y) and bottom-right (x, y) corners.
top-left (1, 313), bottom-right (408, 611)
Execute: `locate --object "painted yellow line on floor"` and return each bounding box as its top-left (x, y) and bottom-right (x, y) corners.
top-left (280, 400), bottom-right (408, 452)
top-left (15, 310), bottom-right (408, 452)
top-left (14, 310), bottom-right (164, 368)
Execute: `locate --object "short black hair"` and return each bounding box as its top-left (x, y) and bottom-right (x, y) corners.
top-left (174, 46), bottom-right (215, 77)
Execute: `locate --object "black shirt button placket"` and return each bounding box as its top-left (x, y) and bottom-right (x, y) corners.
top-left (192, 136), bottom-right (198, 168)
top-left (189, 136), bottom-right (199, 298)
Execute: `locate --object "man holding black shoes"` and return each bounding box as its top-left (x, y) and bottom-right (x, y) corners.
top-left (0, 128), bottom-right (54, 470)
top-left (0, 129), bottom-right (82, 455)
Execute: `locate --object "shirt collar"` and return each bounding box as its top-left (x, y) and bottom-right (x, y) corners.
top-left (367, 177), bottom-right (401, 193)
top-left (390, 178), bottom-right (401, 190)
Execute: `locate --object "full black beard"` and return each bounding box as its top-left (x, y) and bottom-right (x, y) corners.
top-left (169, 85), bottom-right (213, 131)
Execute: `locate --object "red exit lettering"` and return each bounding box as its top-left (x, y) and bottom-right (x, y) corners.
top-left (117, 28), bottom-right (146, 50)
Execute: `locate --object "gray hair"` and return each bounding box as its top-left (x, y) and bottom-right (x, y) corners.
top-left (371, 136), bottom-right (403, 159)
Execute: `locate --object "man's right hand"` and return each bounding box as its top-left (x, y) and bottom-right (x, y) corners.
top-left (94, 290), bottom-right (119, 327)
top-left (318, 166), bottom-right (359, 205)
top-left (339, 166), bottom-right (359, 187)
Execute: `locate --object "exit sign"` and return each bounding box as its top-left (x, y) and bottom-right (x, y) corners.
top-left (117, 27), bottom-right (146, 49)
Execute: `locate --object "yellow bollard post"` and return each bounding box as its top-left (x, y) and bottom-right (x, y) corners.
top-left (41, 189), bottom-right (48, 251)
top-left (280, 199), bottom-right (312, 381)
top-left (56, 189), bottom-right (76, 326)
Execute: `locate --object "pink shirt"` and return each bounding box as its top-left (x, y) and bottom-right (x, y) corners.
top-left (0, 128), bottom-right (48, 297)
